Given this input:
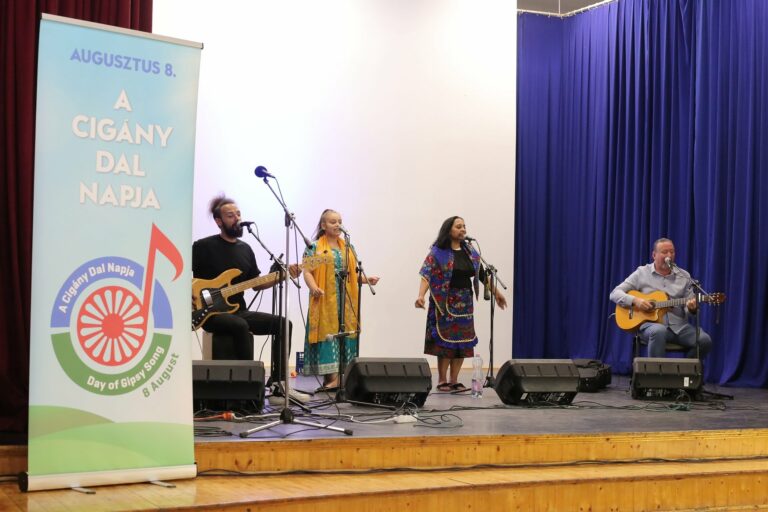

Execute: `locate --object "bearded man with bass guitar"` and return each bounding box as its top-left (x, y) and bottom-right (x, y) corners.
top-left (192, 195), bottom-right (298, 375)
top-left (610, 238), bottom-right (716, 359)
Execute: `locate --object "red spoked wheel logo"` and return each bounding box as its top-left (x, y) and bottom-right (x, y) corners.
top-left (49, 225), bottom-right (184, 395)
top-left (76, 285), bottom-right (147, 366)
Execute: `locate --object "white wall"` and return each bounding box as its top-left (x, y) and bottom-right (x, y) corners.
top-left (154, 0), bottom-right (517, 370)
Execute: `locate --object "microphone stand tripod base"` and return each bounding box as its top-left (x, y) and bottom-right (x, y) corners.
top-left (239, 406), bottom-right (352, 437)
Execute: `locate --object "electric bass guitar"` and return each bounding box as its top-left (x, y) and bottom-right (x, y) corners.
top-left (192, 255), bottom-right (328, 330)
top-left (614, 290), bottom-right (725, 332)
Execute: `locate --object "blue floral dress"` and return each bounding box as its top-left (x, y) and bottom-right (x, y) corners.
top-left (419, 245), bottom-right (481, 359)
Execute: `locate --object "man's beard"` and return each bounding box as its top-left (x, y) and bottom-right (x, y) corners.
top-left (223, 222), bottom-right (243, 238)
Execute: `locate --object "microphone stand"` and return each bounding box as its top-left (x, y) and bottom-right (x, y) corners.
top-left (467, 239), bottom-right (508, 388)
top-left (244, 224), bottom-right (302, 289)
top-left (243, 225), bottom-right (300, 389)
top-left (352, 244), bottom-right (376, 322)
top-left (333, 232), bottom-right (380, 405)
top-left (313, 230), bottom-right (390, 409)
top-left (240, 175), bottom-right (351, 437)
top-left (333, 231), bottom-right (352, 402)
top-left (687, 273), bottom-right (732, 401)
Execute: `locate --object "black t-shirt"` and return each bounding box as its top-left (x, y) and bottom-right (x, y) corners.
top-left (450, 248), bottom-right (486, 289)
top-left (192, 234), bottom-right (260, 310)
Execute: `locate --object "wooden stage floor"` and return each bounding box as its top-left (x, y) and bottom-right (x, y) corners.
top-left (2, 373), bottom-right (768, 511)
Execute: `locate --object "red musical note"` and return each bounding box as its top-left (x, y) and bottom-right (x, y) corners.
top-left (138, 224), bottom-right (184, 332)
top-left (76, 224), bottom-right (183, 366)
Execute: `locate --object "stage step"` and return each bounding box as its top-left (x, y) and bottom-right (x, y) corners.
top-left (193, 429), bottom-right (768, 473)
top-left (3, 458), bottom-right (768, 511)
top-left (4, 429), bottom-right (768, 477)
top-left (3, 430), bottom-right (768, 510)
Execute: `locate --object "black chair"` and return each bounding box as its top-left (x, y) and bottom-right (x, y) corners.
top-left (205, 332), bottom-right (239, 360)
top-left (632, 331), bottom-right (689, 359)
top-left (608, 312), bottom-right (692, 360)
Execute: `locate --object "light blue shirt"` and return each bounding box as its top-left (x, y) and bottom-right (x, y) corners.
top-left (610, 263), bottom-right (695, 334)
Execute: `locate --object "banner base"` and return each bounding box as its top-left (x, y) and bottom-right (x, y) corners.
top-left (21, 464), bottom-right (197, 492)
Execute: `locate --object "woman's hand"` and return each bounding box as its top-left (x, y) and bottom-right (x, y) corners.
top-left (495, 292), bottom-right (508, 310)
top-left (414, 296), bottom-right (426, 309)
top-left (310, 287), bottom-right (325, 298)
top-left (366, 276), bottom-right (380, 286)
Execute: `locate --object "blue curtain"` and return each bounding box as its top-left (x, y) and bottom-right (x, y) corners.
top-left (514, 0), bottom-right (768, 386)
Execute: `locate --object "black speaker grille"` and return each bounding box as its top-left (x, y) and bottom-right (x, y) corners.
top-left (631, 357), bottom-right (702, 399)
top-left (343, 357), bottom-right (432, 407)
top-left (494, 359), bottom-right (579, 405)
top-left (192, 360), bottom-right (265, 411)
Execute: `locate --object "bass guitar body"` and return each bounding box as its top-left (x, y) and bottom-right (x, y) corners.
top-left (192, 269), bottom-right (243, 329)
top-left (192, 269), bottom-right (279, 329)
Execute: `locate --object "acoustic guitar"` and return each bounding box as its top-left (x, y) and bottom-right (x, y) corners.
top-left (614, 290), bottom-right (725, 332)
top-left (192, 255), bottom-right (329, 329)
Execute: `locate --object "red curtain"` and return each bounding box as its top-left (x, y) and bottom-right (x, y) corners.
top-left (0, 0), bottom-right (153, 436)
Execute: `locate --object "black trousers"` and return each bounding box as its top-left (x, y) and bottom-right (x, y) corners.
top-left (203, 310), bottom-right (292, 378)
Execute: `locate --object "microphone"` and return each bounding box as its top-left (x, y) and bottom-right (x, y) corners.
top-left (239, 221), bottom-right (256, 227)
top-left (665, 257), bottom-right (676, 271)
top-left (325, 331), bottom-right (358, 342)
top-left (254, 166), bottom-right (275, 179)
top-left (339, 225), bottom-right (350, 236)
top-left (464, 236), bottom-right (476, 242)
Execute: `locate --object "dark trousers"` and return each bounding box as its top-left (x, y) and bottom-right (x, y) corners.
top-left (203, 311), bottom-right (292, 379)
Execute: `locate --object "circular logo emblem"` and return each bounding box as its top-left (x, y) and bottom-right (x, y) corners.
top-left (50, 256), bottom-right (174, 395)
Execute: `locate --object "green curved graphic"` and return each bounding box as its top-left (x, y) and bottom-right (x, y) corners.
top-left (52, 332), bottom-right (172, 395)
top-left (29, 405), bottom-right (112, 438)
top-left (28, 406), bottom-right (193, 474)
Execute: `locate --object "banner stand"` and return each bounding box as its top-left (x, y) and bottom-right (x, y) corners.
top-left (26, 14), bottom-right (202, 491)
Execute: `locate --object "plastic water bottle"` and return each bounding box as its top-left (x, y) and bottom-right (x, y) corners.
top-left (471, 354), bottom-right (483, 398)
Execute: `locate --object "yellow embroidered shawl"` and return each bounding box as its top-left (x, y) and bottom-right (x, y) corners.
top-left (305, 235), bottom-right (359, 344)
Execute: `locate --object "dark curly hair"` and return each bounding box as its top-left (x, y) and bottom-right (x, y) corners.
top-left (434, 216), bottom-right (463, 249)
top-left (209, 195), bottom-right (236, 220)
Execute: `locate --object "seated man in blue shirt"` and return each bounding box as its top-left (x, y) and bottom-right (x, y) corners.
top-left (610, 238), bottom-right (712, 359)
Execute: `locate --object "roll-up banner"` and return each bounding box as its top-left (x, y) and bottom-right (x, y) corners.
top-left (25, 14), bottom-right (202, 491)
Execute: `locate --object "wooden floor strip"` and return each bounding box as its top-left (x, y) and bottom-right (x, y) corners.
top-left (3, 459), bottom-right (768, 511)
top-left (4, 429), bottom-right (768, 510)
top-left (5, 429), bottom-right (768, 476)
top-left (194, 429), bottom-right (768, 473)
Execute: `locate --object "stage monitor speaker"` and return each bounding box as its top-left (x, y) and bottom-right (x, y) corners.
top-left (344, 357), bottom-right (432, 407)
top-left (494, 359), bottom-right (579, 405)
top-left (631, 357), bottom-right (702, 399)
top-left (192, 360), bottom-right (265, 412)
